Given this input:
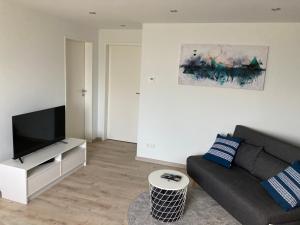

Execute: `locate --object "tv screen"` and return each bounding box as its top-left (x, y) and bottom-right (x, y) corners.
top-left (12, 106), bottom-right (65, 159)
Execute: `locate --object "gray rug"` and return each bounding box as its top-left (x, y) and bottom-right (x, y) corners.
top-left (128, 188), bottom-right (241, 225)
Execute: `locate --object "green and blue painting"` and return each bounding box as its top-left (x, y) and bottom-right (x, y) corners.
top-left (179, 44), bottom-right (269, 90)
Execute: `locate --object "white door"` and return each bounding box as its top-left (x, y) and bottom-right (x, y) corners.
top-left (66, 39), bottom-right (85, 139)
top-left (107, 45), bottom-right (141, 143)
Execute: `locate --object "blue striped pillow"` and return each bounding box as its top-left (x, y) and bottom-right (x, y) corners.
top-left (203, 134), bottom-right (242, 168)
top-left (261, 161), bottom-right (300, 211)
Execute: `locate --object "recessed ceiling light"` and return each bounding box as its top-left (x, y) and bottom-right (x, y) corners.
top-left (170, 9), bottom-right (178, 13)
top-left (120, 24), bottom-right (127, 27)
top-left (271, 8), bottom-right (281, 12)
top-left (89, 11), bottom-right (96, 15)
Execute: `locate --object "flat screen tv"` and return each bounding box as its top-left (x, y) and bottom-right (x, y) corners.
top-left (12, 106), bottom-right (65, 160)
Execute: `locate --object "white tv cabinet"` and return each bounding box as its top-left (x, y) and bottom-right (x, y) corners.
top-left (0, 138), bottom-right (86, 204)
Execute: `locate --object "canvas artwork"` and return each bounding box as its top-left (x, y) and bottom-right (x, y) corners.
top-left (179, 44), bottom-right (269, 90)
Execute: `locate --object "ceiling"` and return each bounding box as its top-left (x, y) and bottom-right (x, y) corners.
top-left (12, 0), bottom-right (300, 29)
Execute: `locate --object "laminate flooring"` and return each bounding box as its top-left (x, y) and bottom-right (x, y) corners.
top-left (0, 140), bottom-right (184, 225)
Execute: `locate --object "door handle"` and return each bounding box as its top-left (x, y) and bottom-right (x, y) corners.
top-left (82, 89), bottom-right (87, 96)
top-left (136, 92), bottom-right (140, 95)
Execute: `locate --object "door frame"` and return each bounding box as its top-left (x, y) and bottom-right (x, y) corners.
top-left (64, 37), bottom-right (93, 142)
top-left (104, 43), bottom-right (141, 141)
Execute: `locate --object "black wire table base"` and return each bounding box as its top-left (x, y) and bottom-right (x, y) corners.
top-left (149, 184), bottom-right (188, 223)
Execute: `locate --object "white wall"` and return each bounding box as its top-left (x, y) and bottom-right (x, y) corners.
top-left (98, 29), bottom-right (142, 138)
top-left (0, 0), bottom-right (98, 161)
top-left (137, 23), bottom-right (300, 164)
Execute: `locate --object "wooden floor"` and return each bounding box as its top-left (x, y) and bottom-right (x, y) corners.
top-left (0, 140), bottom-right (184, 225)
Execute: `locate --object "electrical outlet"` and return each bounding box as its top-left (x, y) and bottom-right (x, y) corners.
top-left (146, 143), bottom-right (156, 149)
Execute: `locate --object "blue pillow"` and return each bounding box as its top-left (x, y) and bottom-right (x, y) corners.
top-left (203, 134), bottom-right (242, 168)
top-left (261, 161), bottom-right (300, 211)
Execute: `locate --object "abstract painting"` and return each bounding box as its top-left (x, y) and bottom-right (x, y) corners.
top-left (179, 44), bottom-right (269, 90)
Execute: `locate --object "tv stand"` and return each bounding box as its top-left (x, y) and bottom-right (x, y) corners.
top-left (0, 138), bottom-right (86, 204)
top-left (60, 140), bottom-right (68, 144)
top-left (18, 157), bottom-right (24, 164)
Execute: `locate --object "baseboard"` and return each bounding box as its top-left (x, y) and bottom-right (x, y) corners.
top-left (92, 137), bottom-right (102, 143)
top-left (86, 139), bottom-right (93, 143)
top-left (135, 156), bottom-right (186, 169)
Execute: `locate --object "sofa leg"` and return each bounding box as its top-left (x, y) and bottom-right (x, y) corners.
top-left (191, 179), bottom-right (198, 188)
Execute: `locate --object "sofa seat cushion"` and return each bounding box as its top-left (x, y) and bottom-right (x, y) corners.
top-left (187, 155), bottom-right (300, 225)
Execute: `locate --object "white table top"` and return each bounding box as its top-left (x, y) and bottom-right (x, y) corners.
top-left (148, 169), bottom-right (189, 191)
top-left (0, 138), bottom-right (85, 171)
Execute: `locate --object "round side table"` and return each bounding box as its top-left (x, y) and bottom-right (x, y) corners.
top-left (148, 169), bottom-right (189, 223)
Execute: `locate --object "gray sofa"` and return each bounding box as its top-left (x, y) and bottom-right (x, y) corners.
top-left (187, 125), bottom-right (300, 225)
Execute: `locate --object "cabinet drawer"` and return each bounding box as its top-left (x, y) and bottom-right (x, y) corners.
top-left (62, 148), bottom-right (85, 175)
top-left (27, 163), bottom-right (60, 196)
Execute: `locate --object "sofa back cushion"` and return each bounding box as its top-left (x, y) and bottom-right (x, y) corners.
top-left (233, 125), bottom-right (300, 164)
top-left (252, 151), bottom-right (289, 180)
top-left (234, 142), bottom-right (263, 173)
